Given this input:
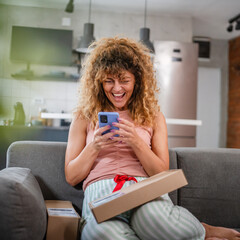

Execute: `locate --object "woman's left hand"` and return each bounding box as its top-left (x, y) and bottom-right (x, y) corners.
top-left (112, 112), bottom-right (170, 176)
top-left (112, 118), bottom-right (142, 147)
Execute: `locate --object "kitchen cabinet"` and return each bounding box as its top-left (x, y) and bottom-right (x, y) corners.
top-left (10, 51), bottom-right (81, 82)
top-left (0, 126), bottom-right (69, 170)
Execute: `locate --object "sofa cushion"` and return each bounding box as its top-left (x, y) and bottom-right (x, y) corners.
top-left (175, 148), bottom-right (240, 228)
top-left (0, 167), bottom-right (47, 240)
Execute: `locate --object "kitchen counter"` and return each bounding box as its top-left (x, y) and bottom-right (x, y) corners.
top-left (41, 113), bottom-right (202, 126)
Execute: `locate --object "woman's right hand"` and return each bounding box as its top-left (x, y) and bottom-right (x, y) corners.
top-left (92, 122), bottom-right (119, 150)
top-left (65, 118), bottom-right (119, 186)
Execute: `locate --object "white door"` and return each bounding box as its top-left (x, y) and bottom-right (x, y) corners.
top-left (196, 67), bottom-right (221, 147)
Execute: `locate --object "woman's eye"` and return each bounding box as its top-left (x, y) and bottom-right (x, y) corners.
top-left (105, 79), bottom-right (113, 83)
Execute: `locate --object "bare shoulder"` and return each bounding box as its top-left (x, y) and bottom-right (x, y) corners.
top-left (155, 111), bottom-right (166, 121)
top-left (69, 114), bottom-right (88, 134)
top-left (153, 111), bottom-right (167, 131)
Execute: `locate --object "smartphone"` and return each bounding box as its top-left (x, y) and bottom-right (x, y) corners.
top-left (98, 112), bottom-right (119, 136)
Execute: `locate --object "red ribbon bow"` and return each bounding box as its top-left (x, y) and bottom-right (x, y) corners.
top-left (112, 175), bottom-right (138, 192)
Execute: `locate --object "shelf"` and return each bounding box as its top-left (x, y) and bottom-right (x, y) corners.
top-left (11, 74), bottom-right (79, 81)
top-left (41, 113), bottom-right (72, 119)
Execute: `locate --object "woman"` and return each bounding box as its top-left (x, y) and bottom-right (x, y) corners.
top-left (65, 37), bottom-right (240, 240)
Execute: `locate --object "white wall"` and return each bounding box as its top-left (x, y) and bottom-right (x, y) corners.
top-left (0, 5), bottom-right (193, 122)
top-left (92, 10), bottom-right (192, 42)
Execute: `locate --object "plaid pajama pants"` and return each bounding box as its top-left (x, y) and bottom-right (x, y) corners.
top-left (81, 177), bottom-right (205, 240)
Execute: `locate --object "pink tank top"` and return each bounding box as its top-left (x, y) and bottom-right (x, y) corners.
top-left (83, 110), bottom-right (152, 190)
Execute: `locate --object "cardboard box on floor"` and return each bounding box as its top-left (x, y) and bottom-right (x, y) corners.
top-left (89, 169), bottom-right (188, 223)
top-left (45, 200), bottom-right (80, 240)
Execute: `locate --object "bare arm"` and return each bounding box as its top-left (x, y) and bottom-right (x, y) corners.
top-left (112, 112), bottom-right (169, 176)
top-left (65, 116), bottom-right (119, 186)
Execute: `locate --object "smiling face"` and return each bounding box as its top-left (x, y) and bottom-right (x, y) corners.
top-left (102, 70), bottom-right (135, 111)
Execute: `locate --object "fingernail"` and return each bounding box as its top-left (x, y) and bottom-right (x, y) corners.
top-left (110, 129), bottom-right (115, 132)
top-left (110, 137), bottom-right (114, 140)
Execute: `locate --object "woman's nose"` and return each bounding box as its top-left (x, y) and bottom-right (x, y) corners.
top-left (113, 81), bottom-right (122, 91)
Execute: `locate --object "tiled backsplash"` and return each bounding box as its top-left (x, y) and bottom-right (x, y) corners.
top-left (0, 78), bottom-right (79, 123)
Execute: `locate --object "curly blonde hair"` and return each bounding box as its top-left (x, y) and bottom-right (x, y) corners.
top-left (75, 37), bottom-right (160, 127)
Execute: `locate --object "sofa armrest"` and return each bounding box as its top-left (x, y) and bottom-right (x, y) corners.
top-left (173, 147), bottom-right (240, 229)
top-left (0, 167), bottom-right (47, 240)
top-left (6, 141), bottom-right (84, 214)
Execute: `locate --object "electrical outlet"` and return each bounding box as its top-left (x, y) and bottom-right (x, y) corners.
top-left (62, 17), bottom-right (71, 26)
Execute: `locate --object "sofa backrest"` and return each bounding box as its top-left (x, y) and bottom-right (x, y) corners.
top-left (6, 141), bottom-right (179, 214)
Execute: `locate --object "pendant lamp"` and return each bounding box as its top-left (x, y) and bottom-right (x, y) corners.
top-left (76, 0), bottom-right (95, 53)
top-left (139, 0), bottom-right (154, 53)
top-left (65, 0), bottom-right (74, 13)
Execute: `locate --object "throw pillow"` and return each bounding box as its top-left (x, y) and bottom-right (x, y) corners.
top-left (0, 167), bottom-right (47, 240)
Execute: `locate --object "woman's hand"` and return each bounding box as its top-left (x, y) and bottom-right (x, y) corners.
top-left (112, 113), bottom-right (169, 177)
top-left (111, 118), bottom-right (143, 148)
top-left (92, 122), bottom-right (119, 150)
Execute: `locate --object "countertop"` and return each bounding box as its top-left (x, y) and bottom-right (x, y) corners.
top-left (0, 125), bottom-right (69, 130)
top-left (41, 113), bottom-right (202, 126)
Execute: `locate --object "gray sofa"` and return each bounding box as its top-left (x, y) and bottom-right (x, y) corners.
top-left (0, 141), bottom-right (240, 239)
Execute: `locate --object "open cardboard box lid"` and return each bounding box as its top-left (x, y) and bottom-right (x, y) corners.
top-left (89, 169), bottom-right (188, 223)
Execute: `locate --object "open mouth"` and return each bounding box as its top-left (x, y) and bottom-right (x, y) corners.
top-left (112, 93), bottom-right (126, 98)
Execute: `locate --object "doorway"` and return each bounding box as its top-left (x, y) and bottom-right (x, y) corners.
top-left (196, 67), bottom-right (221, 147)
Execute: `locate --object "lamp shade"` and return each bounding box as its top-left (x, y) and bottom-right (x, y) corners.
top-left (139, 27), bottom-right (154, 53)
top-left (236, 20), bottom-right (240, 30)
top-left (76, 23), bottom-right (95, 53)
top-left (227, 24), bottom-right (233, 32)
top-left (65, 0), bottom-right (74, 13)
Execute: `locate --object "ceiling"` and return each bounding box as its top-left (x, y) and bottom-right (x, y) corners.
top-left (1, 0), bottom-right (240, 40)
